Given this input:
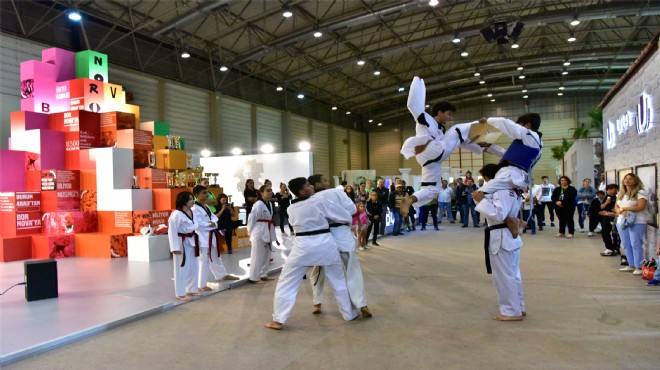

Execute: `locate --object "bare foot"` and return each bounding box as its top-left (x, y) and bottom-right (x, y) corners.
top-left (265, 321), bottom-right (282, 330)
top-left (176, 296), bottom-right (192, 302)
top-left (261, 276), bottom-right (276, 281)
top-left (248, 280), bottom-right (266, 285)
top-left (199, 286), bottom-right (212, 292)
top-left (360, 306), bottom-right (373, 318)
top-left (504, 216), bottom-right (521, 238)
top-left (400, 196), bottom-right (415, 218)
top-left (222, 275), bottom-right (240, 281)
top-left (492, 314), bottom-right (524, 321)
top-left (312, 304), bottom-right (322, 314)
top-left (186, 292), bottom-right (203, 297)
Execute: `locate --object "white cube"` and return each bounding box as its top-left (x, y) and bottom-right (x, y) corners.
top-left (128, 235), bottom-right (170, 262)
top-left (92, 148), bottom-right (134, 191)
top-left (97, 188), bottom-right (153, 211)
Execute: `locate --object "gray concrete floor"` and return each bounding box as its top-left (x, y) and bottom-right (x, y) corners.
top-left (5, 222), bottom-right (660, 370)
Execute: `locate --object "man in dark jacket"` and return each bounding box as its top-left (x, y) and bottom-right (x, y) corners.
top-left (457, 178), bottom-right (479, 227)
top-left (374, 179), bottom-right (390, 235)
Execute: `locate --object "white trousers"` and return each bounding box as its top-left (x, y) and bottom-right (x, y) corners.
top-left (273, 262), bottom-right (357, 324)
top-left (490, 248), bottom-right (525, 316)
top-left (310, 251), bottom-right (367, 309)
top-left (173, 246), bottom-right (199, 297)
top-left (249, 240), bottom-right (272, 282)
top-left (198, 247), bottom-right (228, 288)
top-left (479, 166), bottom-right (529, 194)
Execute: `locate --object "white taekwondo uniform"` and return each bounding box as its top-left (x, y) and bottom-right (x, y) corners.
top-left (475, 187), bottom-right (526, 317)
top-left (247, 199), bottom-right (278, 282)
top-left (478, 117), bottom-right (543, 194)
top-left (168, 209), bottom-right (200, 297)
top-left (192, 202), bottom-right (229, 288)
top-left (309, 188), bottom-right (368, 310)
top-left (272, 195), bottom-right (357, 324)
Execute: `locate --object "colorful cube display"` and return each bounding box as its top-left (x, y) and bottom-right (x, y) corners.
top-left (75, 50), bottom-right (109, 82)
top-left (32, 234), bottom-right (75, 259)
top-left (10, 129), bottom-right (65, 169)
top-left (0, 192), bottom-right (42, 237)
top-left (10, 111), bottom-right (50, 136)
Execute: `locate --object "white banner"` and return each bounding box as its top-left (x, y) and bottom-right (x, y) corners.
top-left (200, 152), bottom-right (313, 206)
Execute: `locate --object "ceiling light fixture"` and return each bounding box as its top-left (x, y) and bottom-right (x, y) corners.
top-left (332, 106), bottom-right (338, 110)
top-left (570, 17), bottom-right (580, 26)
top-left (346, 111), bottom-right (351, 115)
top-left (200, 149), bottom-right (211, 158)
top-left (68, 11), bottom-right (82, 21)
top-left (479, 80), bottom-right (485, 85)
top-left (219, 65), bottom-right (228, 72)
top-left (563, 61), bottom-right (571, 66)
top-left (398, 86), bottom-right (405, 92)
top-left (490, 99), bottom-right (496, 102)
top-left (460, 50), bottom-right (469, 57)
top-left (180, 50), bottom-right (190, 58)
top-left (373, 70), bottom-right (381, 76)
top-left (562, 70), bottom-right (569, 75)
top-left (474, 72), bottom-right (481, 77)
top-left (260, 144), bottom-right (274, 154)
top-left (276, 86), bottom-right (283, 91)
top-left (452, 35), bottom-right (461, 43)
top-left (297, 93), bottom-right (304, 99)
top-left (357, 59), bottom-right (365, 66)
top-left (313, 29), bottom-right (322, 38)
top-left (517, 65), bottom-right (524, 71)
top-left (559, 86), bottom-right (565, 90)
top-left (368, 119), bottom-right (373, 123)
top-left (429, 0), bottom-right (439, 6)
top-left (487, 93), bottom-right (493, 97)
top-left (511, 41), bottom-right (519, 49)
top-left (519, 75), bottom-right (525, 79)
top-left (558, 92), bottom-right (564, 96)
top-left (567, 33), bottom-right (576, 42)
top-left (377, 123), bottom-right (383, 126)
top-left (282, 6), bottom-right (293, 18)
top-left (298, 141), bottom-right (311, 151)
top-left (522, 89), bottom-right (528, 93)
top-left (523, 95), bottom-right (529, 99)
top-left (230, 147), bottom-right (242, 155)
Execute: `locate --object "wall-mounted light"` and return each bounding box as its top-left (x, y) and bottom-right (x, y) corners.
top-left (200, 149), bottom-right (211, 157)
top-left (231, 147), bottom-right (242, 155)
top-left (298, 141), bottom-right (311, 151)
top-left (260, 144), bottom-right (274, 154)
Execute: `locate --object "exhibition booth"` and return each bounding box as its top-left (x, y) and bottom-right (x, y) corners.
top-left (601, 35), bottom-right (659, 258)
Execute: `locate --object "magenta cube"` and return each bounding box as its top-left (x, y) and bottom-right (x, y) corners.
top-left (10, 111), bottom-right (50, 136)
top-left (10, 130), bottom-right (65, 170)
top-left (42, 48), bottom-right (76, 82)
top-left (0, 150), bottom-right (28, 192)
top-left (20, 60), bottom-right (57, 114)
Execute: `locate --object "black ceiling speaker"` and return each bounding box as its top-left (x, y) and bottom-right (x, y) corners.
top-left (497, 36), bottom-right (509, 45)
top-left (510, 22), bottom-right (525, 38)
top-left (480, 26), bottom-right (496, 42)
top-left (494, 21), bottom-right (508, 38)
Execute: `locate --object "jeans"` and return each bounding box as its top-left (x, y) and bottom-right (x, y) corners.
top-left (522, 209), bottom-right (536, 234)
top-left (392, 209), bottom-right (403, 235)
top-left (617, 222), bottom-right (647, 269)
top-left (379, 207), bottom-right (388, 235)
top-left (577, 203), bottom-right (589, 229)
top-left (438, 202), bottom-right (453, 222)
top-left (461, 203), bottom-right (478, 226)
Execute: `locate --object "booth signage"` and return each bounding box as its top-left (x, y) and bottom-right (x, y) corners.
top-left (606, 92), bottom-right (654, 150)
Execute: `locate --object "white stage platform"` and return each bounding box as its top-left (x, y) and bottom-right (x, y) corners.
top-left (0, 244), bottom-right (286, 365)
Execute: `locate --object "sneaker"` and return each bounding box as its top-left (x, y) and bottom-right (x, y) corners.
top-left (619, 266), bottom-right (635, 272)
top-left (551, 223), bottom-right (556, 227)
top-left (647, 279), bottom-right (660, 285)
top-left (364, 245), bottom-right (371, 250)
top-left (587, 232), bottom-right (594, 237)
top-left (555, 233), bottom-right (565, 237)
top-left (600, 250), bottom-right (615, 256)
top-left (434, 227), bottom-right (440, 230)
top-left (632, 269), bottom-right (643, 275)
top-left (450, 221), bottom-right (455, 224)
top-left (359, 246), bottom-right (366, 251)
top-left (372, 242), bottom-right (379, 246)
top-left (421, 227), bottom-right (426, 230)
top-left (566, 234), bottom-right (574, 239)
top-left (462, 225), bottom-right (468, 228)
top-left (580, 229), bottom-right (585, 233)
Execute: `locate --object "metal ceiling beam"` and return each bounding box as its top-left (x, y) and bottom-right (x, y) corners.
top-left (151, 0), bottom-right (233, 37)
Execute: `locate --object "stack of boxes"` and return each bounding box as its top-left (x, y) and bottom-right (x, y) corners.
top-left (0, 47), bottom-right (197, 262)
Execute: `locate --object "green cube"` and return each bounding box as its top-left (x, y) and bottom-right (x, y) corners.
top-left (140, 121), bottom-right (170, 136)
top-left (75, 50), bottom-right (108, 82)
top-left (179, 138), bottom-right (185, 150)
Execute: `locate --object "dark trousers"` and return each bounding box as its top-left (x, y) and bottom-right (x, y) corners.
top-left (556, 206), bottom-right (575, 234)
top-left (406, 206), bottom-right (416, 228)
top-left (392, 209), bottom-right (403, 235)
top-left (420, 204), bottom-right (438, 228)
top-left (367, 217), bottom-right (380, 243)
top-left (522, 209), bottom-right (536, 233)
top-left (223, 228), bottom-right (233, 252)
top-left (588, 215), bottom-right (600, 233)
top-left (600, 218), bottom-right (617, 251)
top-left (536, 201), bottom-right (555, 225)
top-left (279, 209), bottom-right (294, 233)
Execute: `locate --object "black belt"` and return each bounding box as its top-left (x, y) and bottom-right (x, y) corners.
top-left (484, 224), bottom-right (507, 274)
top-left (422, 150), bottom-right (445, 167)
top-left (328, 223), bottom-right (347, 228)
top-left (295, 229), bottom-right (331, 236)
top-left (421, 182), bottom-right (437, 186)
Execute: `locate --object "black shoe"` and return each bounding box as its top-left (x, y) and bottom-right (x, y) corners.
top-left (227, 250), bottom-right (233, 254)
top-left (373, 242), bottom-right (379, 246)
top-left (461, 225), bottom-right (468, 228)
top-left (450, 221), bottom-right (455, 224)
top-left (474, 225), bottom-right (480, 228)
top-left (551, 223), bottom-right (556, 227)
top-left (538, 226), bottom-right (543, 231)
top-left (421, 227), bottom-right (426, 230)
top-left (434, 227), bottom-right (439, 230)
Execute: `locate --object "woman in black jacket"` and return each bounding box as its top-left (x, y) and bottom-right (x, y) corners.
top-left (366, 191), bottom-right (383, 246)
top-left (552, 176), bottom-right (578, 238)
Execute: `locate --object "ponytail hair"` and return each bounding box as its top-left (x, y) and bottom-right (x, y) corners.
top-left (257, 184), bottom-right (271, 201)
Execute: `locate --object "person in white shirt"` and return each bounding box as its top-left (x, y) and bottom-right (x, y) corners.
top-left (614, 173), bottom-right (649, 275)
top-left (473, 164), bottom-right (526, 321)
top-left (536, 176), bottom-right (556, 230)
top-left (438, 179), bottom-right (455, 223)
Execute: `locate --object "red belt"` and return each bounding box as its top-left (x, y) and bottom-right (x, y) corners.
top-left (208, 229), bottom-right (225, 261)
top-left (256, 219), bottom-right (279, 247)
top-left (177, 232), bottom-right (200, 267)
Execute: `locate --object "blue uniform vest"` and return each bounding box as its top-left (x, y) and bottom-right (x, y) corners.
top-left (500, 139), bottom-right (541, 173)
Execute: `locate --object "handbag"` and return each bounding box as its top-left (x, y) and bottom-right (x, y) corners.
top-left (641, 259), bottom-right (657, 281)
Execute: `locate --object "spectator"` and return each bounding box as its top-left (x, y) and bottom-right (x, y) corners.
top-left (587, 190), bottom-right (605, 237)
top-left (457, 178), bottom-right (479, 228)
top-left (402, 180), bottom-right (416, 231)
top-left (552, 176), bottom-right (578, 238)
top-left (375, 179), bottom-right (390, 236)
top-left (614, 173), bottom-right (649, 275)
top-left (344, 185), bottom-right (357, 203)
top-left (438, 179), bottom-right (454, 224)
top-left (366, 191), bottom-right (382, 246)
top-left (275, 182), bottom-right (294, 235)
top-left (521, 187), bottom-right (536, 235)
top-left (215, 193), bottom-right (236, 254)
top-left (365, 179), bottom-right (374, 193)
top-left (356, 182), bottom-right (369, 204)
top-left (598, 184), bottom-right (620, 256)
top-left (536, 176), bottom-right (556, 229)
top-left (353, 203), bottom-right (369, 250)
top-left (243, 178), bottom-right (258, 219)
top-left (577, 178), bottom-right (596, 233)
top-left (597, 172), bottom-right (606, 192)
top-left (336, 180), bottom-right (347, 190)
top-left (388, 184), bottom-right (405, 236)
top-left (419, 196), bottom-right (439, 230)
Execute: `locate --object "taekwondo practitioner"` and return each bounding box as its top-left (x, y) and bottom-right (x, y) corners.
top-left (192, 185), bottom-right (239, 292)
top-left (265, 177), bottom-right (358, 330)
top-left (399, 76), bottom-right (489, 218)
top-left (474, 113), bottom-right (543, 237)
top-left (307, 174), bottom-right (372, 318)
top-left (168, 191), bottom-right (200, 302)
top-left (247, 184), bottom-right (279, 284)
top-left (473, 164), bottom-right (526, 321)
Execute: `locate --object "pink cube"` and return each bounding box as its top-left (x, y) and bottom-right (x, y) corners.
top-left (42, 48), bottom-right (76, 82)
top-left (10, 111), bottom-right (50, 136)
top-left (0, 150), bottom-right (28, 192)
top-left (20, 60), bottom-right (57, 114)
top-left (10, 129), bottom-right (65, 170)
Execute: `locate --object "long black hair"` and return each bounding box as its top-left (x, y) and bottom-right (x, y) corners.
top-left (175, 191), bottom-right (194, 209)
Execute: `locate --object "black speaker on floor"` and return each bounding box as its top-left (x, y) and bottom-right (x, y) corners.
top-left (24, 259), bottom-right (58, 302)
